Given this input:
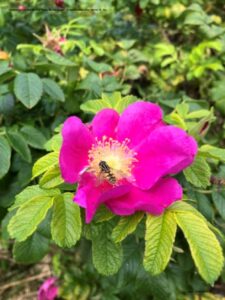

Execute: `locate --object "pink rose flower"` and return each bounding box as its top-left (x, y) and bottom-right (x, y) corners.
top-left (59, 101), bottom-right (197, 223)
top-left (38, 277), bottom-right (58, 300)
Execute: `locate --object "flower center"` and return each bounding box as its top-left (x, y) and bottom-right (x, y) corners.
top-left (88, 136), bottom-right (137, 184)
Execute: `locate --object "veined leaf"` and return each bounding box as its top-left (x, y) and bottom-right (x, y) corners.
top-left (51, 193), bottom-right (81, 248)
top-left (112, 212), bottom-right (144, 243)
top-left (32, 151), bottom-right (59, 178)
top-left (175, 211), bottom-right (223, 284)
top-left (0, 136), bottom-right (11, 179)
top-left (144, 211), bottom-right (177, 275)
top-left (40, 165), bottom-right (64, 189)
top-left (13, 231), bottom-right (50, 264)
top-left (199, 145), bottom-right (225, 162)
top-left (8, 196), bottom-right (53, 242)
top-left (9, 185), bottom-right (60, 211)
top-left (183, 155), bottom-right (211, 188)
top-left (80, 92), bottom-right (137, 114)
top-left (91, 223), bottom-right (123, 276)
top-left (14, 72), bottom-right (43, 108)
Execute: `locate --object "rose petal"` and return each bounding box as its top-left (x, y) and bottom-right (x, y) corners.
top-left (91, 108), bottom-right (119, 139)
top-left (117, 101), bottom-right (163, 148)
top-left (105, 177), bottom-right (182, 216)
top-left (133, 125), bottom-right (198, 190)
top-left (74, 173), bottom-right (130, 223)
top-left (59, 117), bottom-right (93, 184)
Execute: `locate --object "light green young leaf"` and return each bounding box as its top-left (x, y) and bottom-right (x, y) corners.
top-left (91, 223), bottom-right (123, 276)
top-left (143, 211), bottom-right (177, 275)
top-left (199, 145), bottom-right (225, 162)
top-left (14, 72), bottom-right (43, 108)
top-left (13, 231), bottom-right (50, 264)
top-left (80, 92), bottom-right (137, 114)
top-left (183, 155), bottom-right (211, 188)
top-left (175, 211), bottom-right (224, 284)
top-left (9, 185), bottom-right (60, 211)
top-left (0, 136), bottom-right (11, 179)
top-left (112, 212), bottom-right (144, 243)
top-left (51, 193), bottom-right (81, 248)
top-left (46, 52), bottom-right (76, 66)
top-left (8, 196), bottom-right (53, 242)
top-left (40, 165), bottom-right (64, 189)
top-left (32, 151), bottom-right (59, 178)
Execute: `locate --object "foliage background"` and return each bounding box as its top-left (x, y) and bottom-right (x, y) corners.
top-left (0, 0), bottom-right (225, 299)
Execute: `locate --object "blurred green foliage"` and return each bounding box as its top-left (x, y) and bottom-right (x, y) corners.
top-left (1, 0), bottom-right (225, 299)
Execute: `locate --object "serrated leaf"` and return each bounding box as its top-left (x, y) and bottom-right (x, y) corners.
top-left (183, 156), bottom-right (211, 188)
top-left (51, 193), bottom-right (81, 248)
top-left (42, 78), bottom-right (65, 102)
top-left (40, 165), bottom-right (64, 189)
top-left (32, 151), bottom-right (59, 178)
top-left (112, 212), bottom-right (144, 243)
top-left (13, 232), bottom-right (49, 264)
top-left (91, 223), bottom-right (123, 275)
top-left (80, 92), bottom-right (137, 114)
top-left (6, 130), bottom-right (31, 162)
top-left (14, 73), bottom-right (43, 108)
top-left (143, 212), bottom-right (177, 275)
top-left (169, 201), bottom-right (225, 241)
top-left (20, 125), bottom-right (47, 150)
top-left (8, 196), bottom-right (53, 242)
top-left (9, 185), bottom-right (60, 211)
top-left (0, 136), bottom-right (11, 179)
top-left (199, 145), bottom-right (225, 162)
top-left (174, 211), bottom-right (223, 284)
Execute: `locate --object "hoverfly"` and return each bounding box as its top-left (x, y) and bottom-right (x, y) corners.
top-left (99, 160), bottom-right (117, 185)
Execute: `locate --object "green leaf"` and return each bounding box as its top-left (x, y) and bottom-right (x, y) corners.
top-left (32, 151), bottom-right (59, 178)
top-left (44, 134), bottom-right (62, 152)
top-left (183, 155), bottom-right (211, 188)
top-left (40, 165), bottom-right (64, 189)
top-left (8, 196), bottom-right (54, 242)
top-left (80, 92), bottom-right (137, 114)
top-left (46, 52), bottom-right (76, 66)
top-left (9, 185), bottom-right (60, 211)
top-left (199, 145), bottom-right (225, 162)
top-left (94, 205), bottom-right (115, 223)
top-left (91, 223), bottom-right (123, 275)
top-left (13, 232), bottom-right (49, 264)
top-left (51, 193), bottom-right (81, 248)
top-left (42, 78), bottom-right (65, 102)
top-left (6, 130), bottom-right (31, 162)
top-left (112, 212), bottom-right (144, 243)
top-left (212, 191), bottom-right (225, 220)
top-left (14, 73), bottom-right (43, 108)
top-left (0, 136), bottom-right (11, 179)
top-left (175, 211), bottom-right (223, 284)
top-left (143, 212), bottom-right (177, 275)
top-left (20, 125), bottom-right (47, 150)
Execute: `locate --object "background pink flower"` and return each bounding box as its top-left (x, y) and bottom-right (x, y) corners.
top-left (59, 101), bottom-right (198, 223)
top-left (38, 277), bottom-right (58, 300)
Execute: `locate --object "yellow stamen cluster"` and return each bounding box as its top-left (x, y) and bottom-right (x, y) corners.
top-left (88, 136), bottom-right (137, 184)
